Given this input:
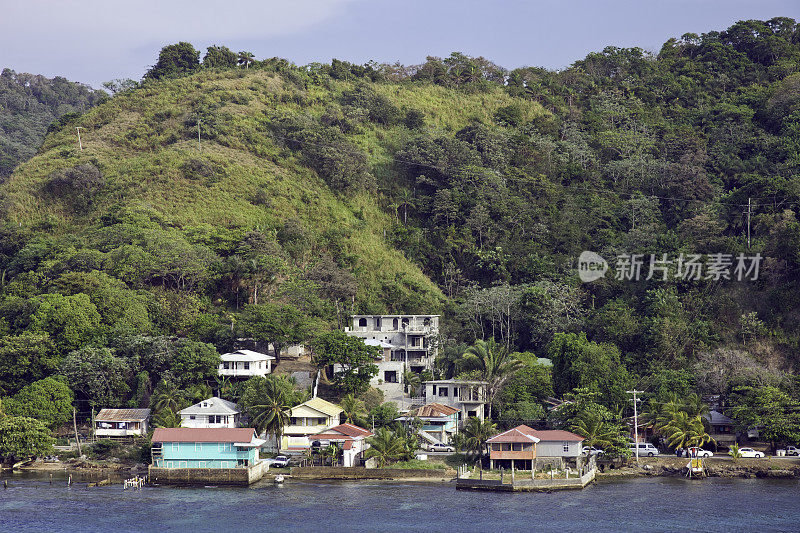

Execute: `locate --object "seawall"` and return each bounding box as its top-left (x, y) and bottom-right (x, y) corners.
top-left (289, 466), bottom-right (452, 481)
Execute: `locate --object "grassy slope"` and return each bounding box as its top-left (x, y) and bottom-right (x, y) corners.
top-left (0, 69), bottom-right (545, 313)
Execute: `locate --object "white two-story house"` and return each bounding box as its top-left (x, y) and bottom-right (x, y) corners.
top-left (179, 397), bottom-right (240, 428)
top-left (218, 349), bottom-right (274, 379)
top-left (422, 379), bottom-right (488, 424)
top-left (344, 315), bottom-right (439, 402)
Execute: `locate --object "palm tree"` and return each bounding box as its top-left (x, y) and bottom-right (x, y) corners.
top-left (249, 380), bottom-right (291, 444)
top-left (340, 394), bottom-right (367, 425)
top-left (237, 51), bottom-right (255, 69)
top-left (150, 381), bottom-right (187, 414)
top-left (402, 369), bottom-right (421, 396)
top-left (154, 409), bottom-right (183, 428)
top-left (460, 339), bottom-right (522, 418)
top-left (364, 428), bottom-right (405, 467)
top-left (571, 410), bottom-right (621, 450)
top-left (186, 383), bottom-right (212, 404)
top-left (461, 417), bottom-right (497, 458)
top-left (662, 411), bottom-right (715, 450)
top-left (397, 189), bottom-right (415, 224)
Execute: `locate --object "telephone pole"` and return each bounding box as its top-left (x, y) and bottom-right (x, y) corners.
top-left (747, 198), bottom-right (751, 250)
top-left (75, 127), bottom-right (83, 151)
top-left (627, 390), bottom-right (643, 464)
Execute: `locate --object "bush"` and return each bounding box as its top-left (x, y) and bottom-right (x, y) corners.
top-left (341, 85), bottom-right (402, 125)
top-left (44, 163), bottom-right (104, 210)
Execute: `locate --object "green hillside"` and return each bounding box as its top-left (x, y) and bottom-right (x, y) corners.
top-left (3, 19), bottom-right (800, 444)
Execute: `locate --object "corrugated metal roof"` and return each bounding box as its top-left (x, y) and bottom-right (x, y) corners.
top-left (151, 428), bottom-right (257, 443)
top-left (411, 403), bottom-right (459, 417)
top-left (488, 426), bottom-right (541, 444)
top-left (179, 397), bottom-right (239, 416)
top-left (95, 408), bottom-right (150, 422)
top-left (488, 425), bottom-right (585, 444)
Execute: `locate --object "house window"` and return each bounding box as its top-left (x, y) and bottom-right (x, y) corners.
top-left (438, 387), bottom-right (448, 397)
top-left (195, 442), bottom-right (203, 452)
top-left (375, 318), bottom-right (381, 329)
top-left (512, 443), bottom-right (522, 451)
top-left (385, 370), bottom-right (398, 383)
top-left (291, 417), bottom-right (299, 426)
top-left (223, 362), bottom-right (229, 369)
top-left (359, 318), bottom-right (367, 327)
top-left (492, 444), bottom-right (500, 451)
top-left (563, 443), bottom-right (570, 453)
top-left (392, 318), bottom-right (398, 329)
top-left (243, 362), bottom-right (250, 370)
top-left (522, 443), bottom-right (532, 451)
top-left (401, 318), bottom-right (409, 328)
top-left (189, 415), bottom-right (196, 420)
top-left (502, 444), bottom-right (511, 451)
top-left (467, 410), bottom-right (477, 418)
top-left (423, 318), bottom-right (431, 327)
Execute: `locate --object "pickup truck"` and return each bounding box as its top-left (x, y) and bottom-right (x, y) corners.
top-left (783, 446), bottom-right (800, 456)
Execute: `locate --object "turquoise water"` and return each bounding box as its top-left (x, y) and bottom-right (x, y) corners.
top-left (1, 474), bottom-right (798, 532)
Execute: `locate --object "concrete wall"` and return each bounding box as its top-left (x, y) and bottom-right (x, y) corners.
top-left (290, 466), bottom-right (450, 480)
top-left (149, 461), bottom-right (268, 485)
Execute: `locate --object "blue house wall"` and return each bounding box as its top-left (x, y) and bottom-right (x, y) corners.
top-left (153, 441), bottom-right (258, 469)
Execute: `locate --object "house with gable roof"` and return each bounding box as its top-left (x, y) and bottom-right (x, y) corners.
top-left (281, 397), bottom-right (343, 451)
top-left (179, 397), bottom-right (240, 428)
top-left (308, 422), bottom-right (373, 466)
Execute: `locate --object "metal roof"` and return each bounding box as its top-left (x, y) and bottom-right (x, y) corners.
top-left (151, 428), bottom-right (258, 443)
top-left (220, 349), bottom-right (275, 361)
top-left (410, 403), bottom-right (460, 417)
top-left (488, 425), bottom-right (584, 444)
top-left (287, 397), bottom-right (342, 417)
top-left (179, 397), bottom-right (239, 416)
top-left (95, 408), bottom-right (150, 422)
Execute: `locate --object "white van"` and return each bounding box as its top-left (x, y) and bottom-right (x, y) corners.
top-left (629, 442), bottom-right (660, 456)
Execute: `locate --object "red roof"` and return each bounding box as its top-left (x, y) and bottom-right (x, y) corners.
top-left (151, 428), bottom-right (256, 443)
top-left (487, 425), bottom-right (584, 444)
top-left (313, 423), bottom-right (372, 441)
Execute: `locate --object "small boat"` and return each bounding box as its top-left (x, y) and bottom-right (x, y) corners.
top-left (274, 474), bottom-right (285, 484)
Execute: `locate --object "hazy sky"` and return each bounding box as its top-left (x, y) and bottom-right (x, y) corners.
top-left (1, 0), bottom-right (799, 88)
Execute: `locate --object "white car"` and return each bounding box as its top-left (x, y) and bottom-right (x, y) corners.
top-left (692, 448), bottom-right (714, 458)
top-left (582, 446), bottom-right (604, 456)
top-left (738, 447), bottom-right (765, 458)
top-left (427, 443), bottom-right (455, 453)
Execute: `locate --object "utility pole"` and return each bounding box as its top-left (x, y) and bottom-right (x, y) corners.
top-left (75, 127), bottom-right (83, 151)
top-left (73, 408), bottom-right (82, 457)
top-left (627, 390), bottom-right (643, 465)
top-left (747, 198), bottom-right (751, 250)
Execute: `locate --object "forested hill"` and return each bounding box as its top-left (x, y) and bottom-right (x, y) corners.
top-left (0, 69), bottom-right (106, 177)
top-left (1, 18), bottom-right (800, 416)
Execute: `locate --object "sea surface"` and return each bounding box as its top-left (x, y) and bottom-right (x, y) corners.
top-left (1, 473), bottom-right (798, 532)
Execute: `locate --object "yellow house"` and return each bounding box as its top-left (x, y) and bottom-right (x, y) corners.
top-left (281, 397), bottom-right (343, 451)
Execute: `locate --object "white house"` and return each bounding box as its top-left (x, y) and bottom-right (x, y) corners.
top-left (219, 349), bottom-right (274, 378)
top-left (281, 397), bottom-right (343, 451)
top-left (179, 397), bottom-right (240, 428)
top-left (344, 315), bottom-right (439, 403)
top-left (94, 408), bottom-right (150, 439)
top-left (422, 380), bottom-right (488, 423)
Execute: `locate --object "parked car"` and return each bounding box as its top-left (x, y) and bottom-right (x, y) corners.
top-left (629, 442), bottom-right (660, 456)
top-left (582, 446), bottom-right (604, 456)
top-left (690, 447), bottom-right (714, 458)
top-left (783, 446), bottom-right (800, 456)
top-left (738, 447), bottom-right (765, 458)
top-left (271, 455), bottom-right (290, 467)
top-left (427, 443), bottom-right (455, 453)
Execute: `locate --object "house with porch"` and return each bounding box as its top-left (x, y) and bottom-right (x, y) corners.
top-left (281, 397), bottom-right (343, 451)
top-left (94, 408), bottom-right (150, 439)
top-left (151, 427), bottom-right (265, 469)
top-left (705, 410), bottom-right (737, 445)
top-left (421, 380), bottom-right (487, 423)
top-left (397, 403), bottom-right (460, 445)
top-left (179, 397), bottom-right (240, 428)
top-left (344, 315), bottom-right (439, 403)
top-left (308, 423), bottom-right (373, 467)
top-left (488, 425), bottom-right (584, 469)
top-left (219, 349), bottom-right (274, 378)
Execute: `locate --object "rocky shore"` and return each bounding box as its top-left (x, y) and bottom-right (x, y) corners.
top-left (598, 456), bottom-right (800, 479)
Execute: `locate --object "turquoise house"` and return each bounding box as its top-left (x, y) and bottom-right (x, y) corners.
top-left (151, 427), bottom-right (265, 469)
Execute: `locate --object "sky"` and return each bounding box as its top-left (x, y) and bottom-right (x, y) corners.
top-left (1, 0), bottom-right (799, 88)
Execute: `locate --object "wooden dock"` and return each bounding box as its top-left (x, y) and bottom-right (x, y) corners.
top-left (456, 467), bottom-right (596, 492)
